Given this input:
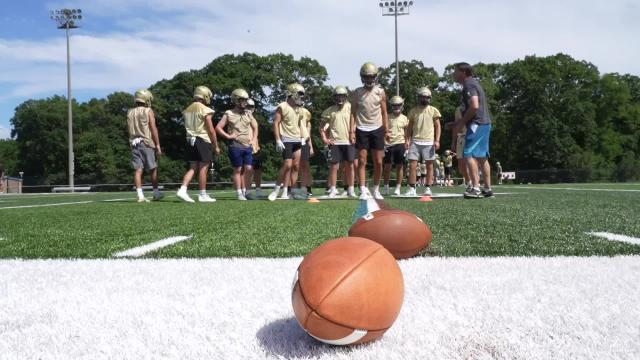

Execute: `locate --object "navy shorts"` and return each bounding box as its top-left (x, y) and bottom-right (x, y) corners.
top-left (228, 144), bottom-right (253, 168)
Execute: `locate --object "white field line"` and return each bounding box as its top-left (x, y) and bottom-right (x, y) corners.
top-left (587, 232), bottom-right (640, 246)
top-left (0, 201), bottom-right (95, 210)
top-left (501, 186), bottom-right (640, 192)
top-left (112, 235), bottom-right (194, 258)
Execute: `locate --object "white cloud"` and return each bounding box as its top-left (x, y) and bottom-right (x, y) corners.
top-left (0, 125), bottom-right (11, 139)
top-left (1, 0), bottom-right (639, 112)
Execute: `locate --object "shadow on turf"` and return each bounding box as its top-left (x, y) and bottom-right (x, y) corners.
top-left (256, 317), bottom-right (354, 358)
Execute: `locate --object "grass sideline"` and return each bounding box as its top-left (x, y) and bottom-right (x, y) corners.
top-left (0, 184), bottom-right (639, 259)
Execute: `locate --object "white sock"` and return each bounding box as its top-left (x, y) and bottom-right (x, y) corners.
top-left (374, 185), bottom-right (380, 192)
top-left (330, 186), bottom-right (337, 192)
top-left (281, 187), bottom-right (288, 196)
top-left (274, 185), bottom-right (281, 193)
top-left (360, 186), bottom-right (367, 192)
top-left (136, 188), bottom-right (144, 198)
top-left (396, 184), bottom-right (401, 190)
top-left (237, 189), bottom-right (243, 196)
top-left (348, 186), bottom-right (355, 194)
top-left (200, 190), bottom-right (207, 196)
top-left (241, 188), bottom-right (246, 195)
top-left (179, 185), bottom-right (187, 193)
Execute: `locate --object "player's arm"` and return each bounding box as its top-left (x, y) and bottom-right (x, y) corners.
top-left (380, 91), bottom-right (390, 141)
top-left (273, 108), bottom-right (285, 152)
top-left (434, 116), bottom-right (442, 150)
top-left (307, 117), bottom-right (314, 155)
top-left (205, 114), bottom-right (220, 154)
top-left (215, 114), bottom-right (236, 140)
top-left (405, 114), bottom-right (414, 150)
top-left (251, 117), bottom-right (259, 146)
top-left (456, 96), bottom-right (479, 130)
top-left (349, 112), bottom-right (356, 144)
top-left (319, 118), bottom-right (334, 146)
top-left (148, 109), bottom-right (162, 156)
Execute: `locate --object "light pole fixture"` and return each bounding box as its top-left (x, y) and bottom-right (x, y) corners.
top-left (378, 1), bottom-right (414, 97)
top-left (50, 8), bottom-right (82, 192)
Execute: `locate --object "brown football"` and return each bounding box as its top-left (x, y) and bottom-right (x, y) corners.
top-left (291, 237), bottom-right (404, 346)
top-left (349, 209), bottom-right (432, 259)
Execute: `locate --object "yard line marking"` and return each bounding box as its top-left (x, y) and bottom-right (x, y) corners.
top-left (0, 201), bottom-right (94, 210)
top-left (587, 232), bottom-right (640, 246)
top-left (501, 186), bottom-right (640, 192)
top-left (112, 235), bottom-right (194, 258)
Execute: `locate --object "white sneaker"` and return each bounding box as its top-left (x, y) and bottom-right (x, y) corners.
top-left (359, 188), bottom-right (370, 200)
top-left (268, 190), bottom-right (279, 201)
top-left (404, 187), bottom-right (417, 197)
top-left (198, 194), bottom-right (217, 203)
top-left (393, 187), bottom-right (401, 196)
top-left (347, 191), bottom-right (358, 198)
top-left (137, 197), bottom-right (149, 203)
top-left (238, 194), bottom-right (247, 201)
top-left (374, 190), bottom-right (384, 200)
top-left (279, 193), bottom-right (290, 200)
top-left (328, 189), bottom-right (338, 198)
top-left (152, 192), bottom-right (164, 201)
top-left (423, 187), bottom-right (432, 196)
top-left (176, 189), bottom-right (195, 203)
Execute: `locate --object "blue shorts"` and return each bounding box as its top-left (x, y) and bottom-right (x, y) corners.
top-left (228, 145), bottom-right (253, 168)
top-left (464, 123), bottom-right (491, 159)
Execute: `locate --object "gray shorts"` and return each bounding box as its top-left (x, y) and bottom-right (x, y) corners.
top-left (132, 143), bottom-right (157, 171)
top-left (407, 142), bottom-right (435, 161)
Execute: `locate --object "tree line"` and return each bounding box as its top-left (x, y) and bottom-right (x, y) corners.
top-left (3, 52), bottom-right (640, 186)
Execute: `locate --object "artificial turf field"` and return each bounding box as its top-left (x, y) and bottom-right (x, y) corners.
top-left (1, 183), bottom-right (639, 259)
top-left (1, 184), bottom-right (640, 359)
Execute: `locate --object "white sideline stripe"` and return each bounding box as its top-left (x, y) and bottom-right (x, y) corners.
top-left (0, 201), bottom-right (94, 210)
top-left (502, 186), bottom-right (640, 192)
top-left (112, 235), bottom-right (193, 258)
top-left (587, 232), bottom-right (640, 246)
top-left (308, 329), bottom-right (368, 346)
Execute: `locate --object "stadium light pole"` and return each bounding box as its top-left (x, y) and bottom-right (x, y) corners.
top-left (50, 9), bottom-right (82, 192)
top-left (379, 1), bottom-right (414, 97)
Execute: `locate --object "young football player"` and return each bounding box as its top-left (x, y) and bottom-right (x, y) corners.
top-left (352, 62), bottom-right (389, 200)
top-left (297, 106), bottom-right (314, 196)
top-left (405, 87), bottom-right (442, 196)
top-left (176, 86), bottom-right (220, 203)
top-left (243, 99), bottom-right (265, 198)
top-left (268, 83), bottom-right (308, 201)
top-left (382, 96), bottom-right (409, 196)
top-left (320, 86), bottom-right (356, 198)
top-left (127, 89), bottom-right (163, 202)
top-left (496, 161), bottom-right (503, 185)
top-left (216, 88), bottom-right (258, 201)
top-left (444, 150), bottom-right (454, 186)
top-left (451, 106), bottom-right (471, 189)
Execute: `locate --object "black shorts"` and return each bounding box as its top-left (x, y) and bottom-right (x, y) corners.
top-left (252, 150), bottom-right (264, 170)
top-left (384, 144), bottom-right (406, 166)
top-left (328, 144), bottom-right (356, 164)
top-left (356, 127), bottom-right (385, 151)
top-left (283, 142), bottom-right (302, 160)
top-left (301, 144), bottom-right (311, 162)
top-left (445, 166), bottom-right (453, 176)
top-left (188, 137), bottom-right (213, 163)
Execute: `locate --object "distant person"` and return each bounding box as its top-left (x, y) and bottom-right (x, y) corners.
top-left (434, 156), bottom-right (442, 186)
top-left (444, 150), bottom-right (454, 186)
top-left (216, 88), bottom-right (258, 201)
top-left (496, 161), bottom-right (503, 185)
top-left (419, 160), bottom-right (427, 187)
top-left (452, 106), bottom-right (471, 188)
top-left (297, 106), bottom-right (315, 197)
top-left (453, 63), bottom-right (493, 198)
top-left (176, 86), bottom-right (220, 203)
top-left (320, 86), bottom-right (356, 198)
top-left (383, 96), bottom-right (409, 196)
top-left (268, 83), bottom-right (308, 201)
top-left (127, 89), bottom-right (163, 202)
top-left (405, 87), bottom-right (442, 197)
top-left (244, 99), bottom-right (265, 198)
top-left (352, 62), bottom-right (389, 200)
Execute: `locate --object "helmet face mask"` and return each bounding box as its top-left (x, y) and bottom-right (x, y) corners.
top-left (333, 85), bottom-right (348, 105)
top-left (360, 62), bottom-right (379, 89)
top-left (231, 88), bottom-right (250, 110)
top-left (418, 95), bottom-right (432, 106)
top-left (286, 83), bottom-right (306, 106)
top-left (389, 95), bottom-right (404, 114)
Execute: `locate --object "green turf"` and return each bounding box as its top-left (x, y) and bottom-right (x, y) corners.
top-left (0, 185), bottom-right (639, 259)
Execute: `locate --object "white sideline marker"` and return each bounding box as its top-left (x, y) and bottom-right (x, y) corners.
top-left (113, 235), bottom-right (194, 258)
top-left (0, 201), bottom-right (94, 210)
top-left (587, 232), bottom-right (640, 246)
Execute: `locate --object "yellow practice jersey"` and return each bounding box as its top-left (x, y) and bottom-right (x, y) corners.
top-left (321, 103), bottom-right (352, 145)
top-left (277, 102), bottom-right (305, 141)
top-left (224, 109), bottom-right (257, 147)
top-left (183, 102), bottom-right (215, 143)
top-left (386, 113), bottom-right (409, 145)
top-left (127, 106), bottom-right (155, 148)
top-left (298, 107), bottom-right (312, 140)
top-left (408, 105), bottom-right (442, 142)
top-left (353, 85), bottom-right (385, 130)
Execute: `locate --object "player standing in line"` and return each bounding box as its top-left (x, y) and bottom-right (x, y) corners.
top-left (434, 155), bottom-right (442, 186)
top-left (297, 106), bottom-right (315, 197)
top-left (382, 96), bottom-right (409, 196)
top-left (452, 105), bottom-right (471, 189)
top-left (268, 83), bottom-right (308, 201)
top-left (452, 62), bottom-right (493, 198)
top-left (320, 86), bottom-right (357, 198)
top-left (405, 87), bottom-right (442, 196)
top-left (176, 86), bottom-right (220, 203)
top-left (351, 62), bottom-right (389, 200)
top-left (496, 161), bottom-right (503, 185)
top-left (444, 150), bottom-right (454, 186)
top-left (216, 89), bottom-right (258, 201)
top-left (243, 99), bottom-right (266, 198)
top-left (419, 160), bottom-right (427, 187)
top-left (127, 89), bottom-right (163, 202)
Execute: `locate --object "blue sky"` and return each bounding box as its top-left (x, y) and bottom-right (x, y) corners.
top-left (1, 0), bottom-right (639, 139)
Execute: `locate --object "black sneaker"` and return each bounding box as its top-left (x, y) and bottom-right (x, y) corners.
top-left (481, 189), bottom-right (495, 198)
top-left (464, 188), bottom-right (483, 199)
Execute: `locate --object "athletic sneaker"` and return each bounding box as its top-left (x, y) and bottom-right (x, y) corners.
top-left (279, 193), bottom-right (291, 200)
top-left (237, 194), bottom-right (248, 201)
top-left (423, 187), bottom-right (433, 196)
top-left (393, 187), bottom-right (401, 196)
top-left (482, 189), bottom-right (495, 198)
top-left (137, 197), bottom-right (150, 203)
top-left (152, 192), bottom-right (164, 201)
top-left (464, 188), bottom-right (483, 199)
top-left (268, 190), bottom-right (279, 202)
top-left (328, 189), bottom-right (339, 198)
top-left (373, 190), bottom-right (384, 200)
top-left (348, 191), bottom-right (358, 198)
top-left (359, 188), bottom-right (371, 200)
top-left (198, 194), bottom-right (217, 202)
top-left (404, 187), bottom-right (417, 197)
top-left (176, 189), bottom-right (195, 203)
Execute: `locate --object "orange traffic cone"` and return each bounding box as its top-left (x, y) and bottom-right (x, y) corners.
top-left (419, 196), bottom-right (433, 202)
top-left (307, 197), bottom-right (321, 203)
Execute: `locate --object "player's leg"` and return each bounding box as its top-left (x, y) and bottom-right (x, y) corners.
top-left (177, 162), bottom-right (197, 203)
top-left (405, 142), bottom-right (419, 196)
top-left (241, 147), bottom-right (253, 199)
top-left (395, 159), bottom-right (405, 196)
top-left (134, 169), bottom-right (145, 202)
top-left (480, 158), bottom-right (493, 197)
top-left (197, 162), bottom-right (216, 202)
top-left (424, 161), bottom-right (434, 196)
top-left (371, 128), bottom-right (386, 199)
top-left (383, 147), bottom-right (393, 195)
top-left (289, 147), bottom-right (303, 198)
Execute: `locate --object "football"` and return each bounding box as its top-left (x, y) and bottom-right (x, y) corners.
top-left (349, 209), bottom-right (432, 259)
top-left (291, 237), bottom-right (404, 345)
